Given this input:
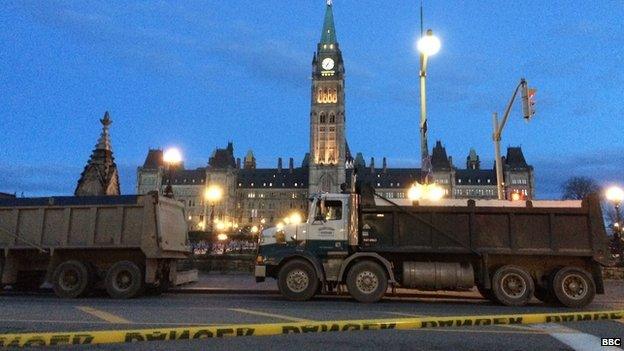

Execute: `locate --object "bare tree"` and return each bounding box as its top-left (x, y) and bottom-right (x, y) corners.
top-left (561, 176), bottom-right (600, 200)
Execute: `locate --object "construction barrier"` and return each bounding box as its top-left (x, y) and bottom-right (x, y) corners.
top-left (0, 310), bottom-right (622, 348)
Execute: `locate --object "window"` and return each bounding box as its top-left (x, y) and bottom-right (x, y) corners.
top-left (320, 113), bottom-right (327, 123)
top-left (319, 200), bottom-right (342, 220)
top-left (329, 114), bottom-right (335, 123)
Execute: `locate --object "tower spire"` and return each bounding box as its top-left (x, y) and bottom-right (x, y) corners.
top-left (320, 0), bottom-right (337, 44)
top-left (96, 111), bottom-right (113, 151)
top-left (75, 111), bottom-right (120, 196)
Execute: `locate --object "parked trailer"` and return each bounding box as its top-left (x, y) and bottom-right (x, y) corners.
top-left (255, 184), bottom-right (612, 307)
top-left (0, 193), bottom-right (190, 298)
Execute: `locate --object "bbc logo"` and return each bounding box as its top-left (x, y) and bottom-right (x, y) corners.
top-left (601, 338), bottom-right (621, 346)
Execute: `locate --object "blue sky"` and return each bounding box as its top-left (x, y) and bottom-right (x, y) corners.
top-left (1, 1), bottom-right (623, 199)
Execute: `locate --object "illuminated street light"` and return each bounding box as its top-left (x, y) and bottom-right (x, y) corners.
top-left (408, 182), bottom-right (444, 202)
top-left (510, 192), bottom-right (521, 201)
top-left (205, 184), bottom-right (224, 203)
top-left (251, 225), bottom-right (259, 234)
top-left (163, 148), bottom-right (182, 165)
top-left (276, 222), bottom-right (284, 231)
top-left (203, 184), bottom-right (223, 232)
top-left (290, 212), bottom-right (303, 225)
top-left (417, 30), bottom-right (441, 56)
top-left (217, 233), bottom-right (228, 241)
top-left (606, 186), bottom-right (624, 204)
top-left (427, 184), bottom-right (445, 201)
top-left (408, 183), bottom-right (424, 201)
top-left (416, 29), bottom-right (441, 184)
top-left (162, 147), bottom-right (182, 198)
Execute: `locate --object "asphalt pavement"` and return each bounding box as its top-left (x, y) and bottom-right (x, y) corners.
top-left (0, 277), bottom-right (623, 350)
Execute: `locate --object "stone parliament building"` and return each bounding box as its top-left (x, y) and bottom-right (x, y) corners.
top-left (136, 2), bottom-right (534, 231)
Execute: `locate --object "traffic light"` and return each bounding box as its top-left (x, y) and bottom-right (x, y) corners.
top-left (521, 83), bottom-right (536, 120)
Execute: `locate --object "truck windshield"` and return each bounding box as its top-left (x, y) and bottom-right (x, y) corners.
top-left (316, 200), bottom-right (342, 221)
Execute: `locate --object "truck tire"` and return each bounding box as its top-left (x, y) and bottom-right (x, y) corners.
top-left (277, 259), bottom-right (319, 301)
top-left (52, 261), bottom-right (90, 298)
top-left (491, 265), bottom-right (534, 306)
top-left (105, 261), bottom-right (144, 299)
top-left (551, 267), bottom-right (595, 308)
top-left (346, 261), bottom-right (388, 303)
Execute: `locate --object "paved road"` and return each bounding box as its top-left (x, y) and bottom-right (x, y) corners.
top-left (1, 282), bottom-right (623, 350)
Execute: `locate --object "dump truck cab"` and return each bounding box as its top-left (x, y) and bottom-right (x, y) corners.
top-left (256, 193), bottom-right (351, 281)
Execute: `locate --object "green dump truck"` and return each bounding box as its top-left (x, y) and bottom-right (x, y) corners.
top-left (256, 183), bottom-right (612, 307)
top-left (0, 193), bottom-right (190, 298)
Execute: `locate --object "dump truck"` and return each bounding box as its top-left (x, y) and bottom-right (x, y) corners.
top-left (255, 182), bottom-right (612, 307)
top-left (0, 193), bottom-right (190, 298)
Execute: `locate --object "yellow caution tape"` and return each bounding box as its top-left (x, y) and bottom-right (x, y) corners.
top-left (1, 310), bottom-right (622, 348)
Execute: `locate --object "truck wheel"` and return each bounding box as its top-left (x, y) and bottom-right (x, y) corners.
top-left (551, 267), bottom-right (595, 308)
top-left (105, 261), bottom-right (144, 299)
top-left (52, 261), bottom-right (90, 298)
top-left (492, 265), bottom-right (534, 306)
top-left (346, 261), bottom-right (388, 303)
top-left (277, 259), bottom-right (319, 301)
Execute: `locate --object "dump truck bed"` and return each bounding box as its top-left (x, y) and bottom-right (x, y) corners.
top-left (359, 195), bottom-right (610, 265)
top-left (0, 194), bottom-right (189, 258)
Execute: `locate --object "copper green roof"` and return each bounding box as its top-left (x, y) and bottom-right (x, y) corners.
top-left (320, 2), bottom-right (337, 44)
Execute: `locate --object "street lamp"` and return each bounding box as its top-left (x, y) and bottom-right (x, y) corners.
top-left (408, 182), bottom-right (444, 202)
top-left (416, 29), bottom-right (441, 184)
top-left (162, 148), bottom-right (182, 198)
top-left (203, 184), bottom-right (223, 232)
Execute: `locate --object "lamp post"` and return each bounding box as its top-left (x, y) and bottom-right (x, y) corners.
top-left (162, 148), bottom-right (182, 198)
top-left (203, 184), bottom-right (223, 233)
top-left (416, 29), bottom-right (441, 184)
top-left (606, 186), bottom-right (624, 264)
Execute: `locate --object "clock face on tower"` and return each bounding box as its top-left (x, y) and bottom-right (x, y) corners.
top-left (321, 57), bottom-right (335, 70)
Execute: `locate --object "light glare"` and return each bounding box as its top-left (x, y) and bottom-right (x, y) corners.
top-left (417, 33), bottom-right (441, 56)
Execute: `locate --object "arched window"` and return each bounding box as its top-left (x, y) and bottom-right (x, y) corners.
top-left (320, 113), bottom-right (326, 124)
top-left (329, 114), bottom-right (335, 123)
top-left (331, 89), bottom-right (338, 103)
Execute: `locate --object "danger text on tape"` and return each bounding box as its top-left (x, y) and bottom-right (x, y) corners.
top-left (1, 310), bottom-right (622, 348)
